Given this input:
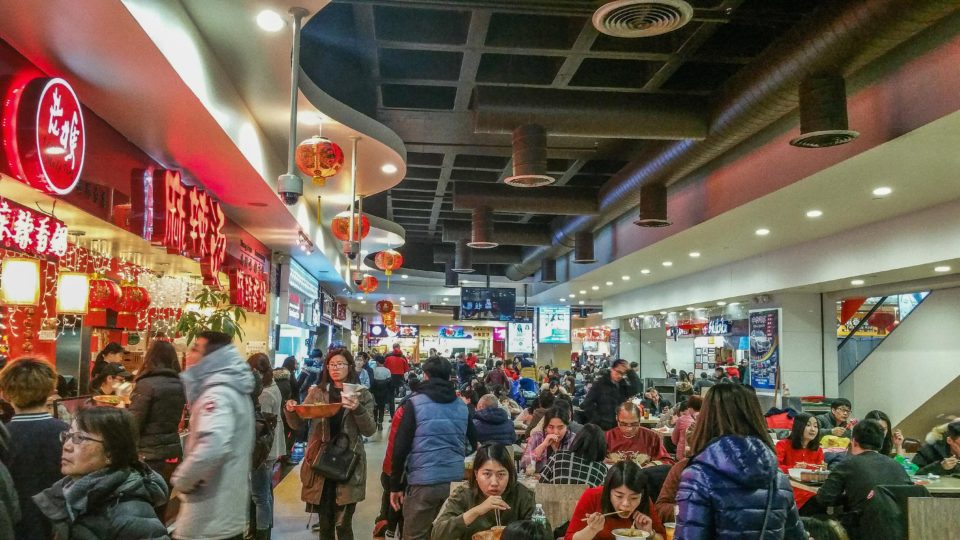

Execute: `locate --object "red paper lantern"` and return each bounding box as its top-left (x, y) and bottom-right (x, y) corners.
top-left (295, 135), bottom-right (344, 186)
top-left (374, 249), bottom-right (404, 286)
top-left (330, 211), bottom-right (370, 243)
top-left (117, 285), bottom-right (151, 312)
top-left (357, 274), bottom-right (378, 294)
top-left (88, 278), bottom-right (122, 310)
top-left (376, 300), bottom-right (394, 314)
top-left (382, 311), bottom-right (396, 326)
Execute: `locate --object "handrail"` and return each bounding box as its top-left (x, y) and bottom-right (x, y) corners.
top-left (837, 296), bottom-right (888, 350)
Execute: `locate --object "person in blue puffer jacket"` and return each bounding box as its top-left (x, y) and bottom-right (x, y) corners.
top-left (675, 384), bottom-right (806, 540)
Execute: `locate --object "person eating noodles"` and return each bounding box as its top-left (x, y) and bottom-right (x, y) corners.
top-left (605, 402), bottom-right (673, 465)
top-left (432, 443), bottom-right (544, 539)
top-left (565, 461), bottom-right (665, 540)
top-left (520, 406), bottom-right (575, 473)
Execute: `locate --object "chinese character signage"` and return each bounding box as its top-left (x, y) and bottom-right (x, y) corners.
top-left (0, 196), bottom-right (68, 258)
top-left (130, 169), bottom-right (226, 288)
top-left (368, 324), bottom-right (419, 339)
top-left (2, 78), bottom-right (86, 195)
top-left (334, 301), bottom-right (347, 321)
top-left (749, 308), bottom-right (780, 392)
top-left (228, 268), bottom-right (267, 314)
top-left (438, 326), bottom-right (470, 339)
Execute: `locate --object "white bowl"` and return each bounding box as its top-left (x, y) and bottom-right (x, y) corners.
top-left (612, 529), bottom-right (650, 540)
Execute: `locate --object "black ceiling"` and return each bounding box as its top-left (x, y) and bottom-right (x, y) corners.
top-left (302, 0), bottom-right (827, 273)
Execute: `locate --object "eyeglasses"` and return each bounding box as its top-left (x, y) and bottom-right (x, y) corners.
top-left (60, 431), bottom-right (103, 446)
top-left (328, 363), bottom-right (349, 369)
top-left (835, 408), bottom-right (852, 414)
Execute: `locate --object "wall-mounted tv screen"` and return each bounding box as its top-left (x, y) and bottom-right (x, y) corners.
top-left (459, 287), bottom-right (516, 321)
top-left (507, 322), bottom-right (535, 353)
top-left (538, 306), bottom-right (571, 344)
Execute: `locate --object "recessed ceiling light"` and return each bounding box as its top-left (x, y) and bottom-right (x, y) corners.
top-left (605, 281), bottom-right (613, 286)
top-left (560, 298), bottom-right (566, 302)
top-left (381, 164), bottom-right (398, 174)
top-left (462, 280), bottom-right (470, 284)
top-left (360, 300), bottom-right (367, 304)
top-left (805, 209), bottom-right (823, 218)
top-left (401, 274), bottom-right (409, 279)
top-left (755, 228), bottom-right (770, 236)
top-left (640, 269), bottom-right (651, 275)
top-left (659, 311), bottom-right (667, 315)
top-left (687, 307), bottom-right (696, 311)
top-left (256, 10), bottom-right (285, 32)
top-left (729, 302), bottom-right (740, 306)
top-left (621, 275), bottom-right (630, 281)
top-left (872, 186), bottom-right (893, 197)
top-left (851, 279), bottom-right (865, 286)
top-left (399, 297), bottom-right (406, 301)
top-left (934, 266), bottom-right (951, 273)
top-left (578, 300), bottom-right (585, 305)
top-left (569, 293), bottom-right (575, 298)
top-left (688, 252), bottom-right (700, 258)
top-left (662, 261), bottom-right (673, 267)
top-left (579, 290), bottom-right (586, 294)
top-left (443, 297), bottom-right (449, 301)
top-left (357, 295), bottom-right (364, 300)
top-left (591, 285), bottom-right (599, 290)
top-left (717, 301), bottom-right (727, 306)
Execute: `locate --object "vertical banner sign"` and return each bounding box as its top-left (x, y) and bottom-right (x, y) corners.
top-left (749, 308), bottom-right (781, 392)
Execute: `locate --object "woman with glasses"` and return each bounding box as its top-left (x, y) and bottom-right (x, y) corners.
top-left (520, 405), bottom-right (575, 473)
top-left (285, 348), bottom-right (376, 540)
top-left (432, 443), bottom-right (544, 539)
top-left (565, 461), bottom-right (665, 540)
top-left (675, 384), bottom-right (805, 540)
top-left (33, 407), bottom-right (169, 539)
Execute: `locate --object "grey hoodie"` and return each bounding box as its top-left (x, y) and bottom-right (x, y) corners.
top-left (171, 345), bottom-right (255, 540)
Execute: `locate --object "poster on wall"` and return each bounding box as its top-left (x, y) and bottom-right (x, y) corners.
top-left (538, 306), bottom-right (571, 344)
top-left (507, 322), bottom-right (534, 353)
top-left (748, 308), bottom-right (781, 392)
top-left (610, 329), bottom-right (620, 359)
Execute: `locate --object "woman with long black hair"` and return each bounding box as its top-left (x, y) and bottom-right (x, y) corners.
top-left (90, 342), bottom-right (125, 380)
top-left (566, 461), bottom-right (665, 539)
top-left (284, 348), bottom-right (376, 540)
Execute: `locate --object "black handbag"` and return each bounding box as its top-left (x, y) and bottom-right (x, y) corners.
top-left (312, 430), bottom-right (359, 482)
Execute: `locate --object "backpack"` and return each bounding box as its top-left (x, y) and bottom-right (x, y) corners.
top-left (251, 397), bottom-right (278, 470)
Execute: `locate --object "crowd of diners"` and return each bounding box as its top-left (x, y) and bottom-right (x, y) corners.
top-left (1, 342), bottom-right (957, 540)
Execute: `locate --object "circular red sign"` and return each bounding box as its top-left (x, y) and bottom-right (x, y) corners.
top-left (7, 78), bottom-right (86, 195)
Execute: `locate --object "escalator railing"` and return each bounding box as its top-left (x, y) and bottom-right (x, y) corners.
top-left (838, 292), bottom-right (928, 383)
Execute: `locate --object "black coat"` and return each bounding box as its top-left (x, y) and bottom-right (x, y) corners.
top-left (274, 368), bottom-right (293, 403)
top-left (912, 439), bottom-right (951, 474)
top-left (128, 369), bottom-right (186, 461)
top-left (580, 374), bottom-right (630, 431)
top-left (815, 450), bottom-right (912, 516)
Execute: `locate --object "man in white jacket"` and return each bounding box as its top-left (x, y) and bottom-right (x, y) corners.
top-left (172, 332), bottom-right (255, 540)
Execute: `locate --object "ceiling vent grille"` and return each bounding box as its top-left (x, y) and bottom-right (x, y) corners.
top-left (592, 0), bottom-right (694, 38)
top-left (504, 124), bottom-right (555, 188)
top-left (790, 75), bottom-right (860, 149)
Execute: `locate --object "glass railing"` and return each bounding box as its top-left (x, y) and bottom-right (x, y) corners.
top-left (837, 291), bottom-right (928, 382)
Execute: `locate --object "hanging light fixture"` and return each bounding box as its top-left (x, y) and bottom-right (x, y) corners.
top-left (56, 272), bottom-right (90, 314)
top-left (0, 258), bottom-right (41, 306)
top-left (295, 135), bottom-right (344, 186)
top-left (374, 249), bottom-right (404, 286)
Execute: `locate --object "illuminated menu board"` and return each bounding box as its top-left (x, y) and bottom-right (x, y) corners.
top-left (538, 306), bottom-right (571, 344)
top-left (507, 322), bottom-right (534, 353)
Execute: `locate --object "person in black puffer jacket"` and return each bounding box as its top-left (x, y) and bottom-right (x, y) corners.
top-left (33, 407), bottom-right (170, 540)
top-left (675, 383), bottom-right (806, 540)
top-left (127, 340), bottom-right (185, 521)
top-left (473, 394), bottom-right (516, 446)
top-left (580, 360), bottom-right (631, 431)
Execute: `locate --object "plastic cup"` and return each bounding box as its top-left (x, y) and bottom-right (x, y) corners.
top-left (342, 383), bottom-right (361, 399)
top-left (665, 523), bottom-right (676, 540)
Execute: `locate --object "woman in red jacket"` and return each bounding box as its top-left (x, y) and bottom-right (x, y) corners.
top-left (775, 412), bottom-right (824, 509)
top-left (565, 461), bottom-right (665, 540)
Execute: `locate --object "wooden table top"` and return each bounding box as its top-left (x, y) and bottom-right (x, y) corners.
top-left (790, 475), bottom-right (960, 495)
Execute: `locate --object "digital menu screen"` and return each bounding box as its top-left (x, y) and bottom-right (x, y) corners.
top-left (538, 306), bottom-right (571, 344)
top-left (507, 322), bottom-right (534, 353)
top-left (459, 287), bottom-right (516, 321)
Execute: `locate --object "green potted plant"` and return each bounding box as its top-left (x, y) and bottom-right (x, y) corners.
top-left (175, 286), bottom-right (246, 344)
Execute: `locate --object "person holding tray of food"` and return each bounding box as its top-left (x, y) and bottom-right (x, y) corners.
top-left (284, 347), bottom-right (376, 540)
top-left (566, 461), bottom-right (665, 540)
top-left (432, 443), bottom-right (544, 540)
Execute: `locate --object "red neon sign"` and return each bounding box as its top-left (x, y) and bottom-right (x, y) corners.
top-left (130, 169), bottom-right (226, 288)
top-left (228, 268), bottom-right (268, 314)
top-left (0, 195), bottom-right (68, 258)
top-left (3, 77), bottom-right (86, 195)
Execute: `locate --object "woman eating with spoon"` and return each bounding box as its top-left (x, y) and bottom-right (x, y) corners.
top-left (566, 461), bottom-right (665, 540)
top-left (432, 443), bottom-right (544, 539)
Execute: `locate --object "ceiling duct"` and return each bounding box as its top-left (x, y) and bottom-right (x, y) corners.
top-left (634, 183), bottom-right (671, 228)
top-left (454, 183), bottom-right (599, 215)
top-left (790, 75), bottom-right (860, 148)
top-left (504, 0), bottom-right (960, 282)
top-left (592, 0), bottom-right (693, 38)
top-left (452, 239), bottom-right (474, 273)
top-left (442, 221), bottom-right (553, 246)
top-left (434, 245), bottom-right (524, 265)
top-left (573, 232), bottom-right (596, 264)
top-left (541, 258), bottom-right (557, 283)
top-left (504, 124), bottom-right (554, 188)
top-left (444, 263), bottom-right (459, 288)
top-left (468, 206), bottom-right (497, 249)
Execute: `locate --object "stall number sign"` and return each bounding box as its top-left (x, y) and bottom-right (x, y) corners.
top-left (0, 196), bottom-right (68, 258)
top-left (131, 169), bottom-right (226, 288)
top-left (3, 78), bottom-right (86, 195)
top-left (228, 268), bottom-right (267, 314)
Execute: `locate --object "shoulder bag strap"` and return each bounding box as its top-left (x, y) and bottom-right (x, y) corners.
top-left (758, 473), bottom-right (777, 538)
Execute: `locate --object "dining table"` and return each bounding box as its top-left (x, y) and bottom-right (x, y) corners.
top-left (791, 474), bottom-right (960, 496)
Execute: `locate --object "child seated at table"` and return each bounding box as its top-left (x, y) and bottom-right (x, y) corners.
top-left (432, 443), bottom-right (545, 540)
top-left (565, 461), bottom-right (666, 540)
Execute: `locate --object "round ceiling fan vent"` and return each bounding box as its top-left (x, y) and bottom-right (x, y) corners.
top-left (789, 130), bottom-right (860, 149)
top-left (592, 0), bottom-right (694, 38)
